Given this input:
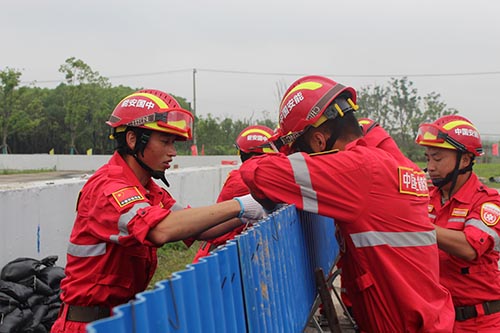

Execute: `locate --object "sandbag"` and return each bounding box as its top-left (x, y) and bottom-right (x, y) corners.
top-left (18, 276), bottom-right (53, 296)
top-left (0, 290), bottom-right (20, 307)
top-left (30, 304), bottom-right (49, 330)
top-left (42, 307), bottom-right (60, 329)
top-left (0, 258), bottom-right (42, 282)
top-left (0, 256), bottom-right (63, 332)
top-left (0, 280), bottom-right (33, 303)
top-left (0, 308), bottom-right (26, 333)
top-left (27, 294), bottom-right (46, 308)
top-left (37, 266), bottom-right (65, 290)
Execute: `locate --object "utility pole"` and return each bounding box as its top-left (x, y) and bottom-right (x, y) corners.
top-left (192, 68), bottom-right (197, 146)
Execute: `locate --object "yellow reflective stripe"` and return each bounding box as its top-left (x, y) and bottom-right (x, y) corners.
top-left (280, 82), bottom-right (322, 109)
top-left (350, 230), bottom-right (436, 248)
top-left (288, 153), bottom-right (318, 213)
top-left (240, 128), bottom-right (273, 138)
top-left (67, 242), bottom-right (106, 257)
top-left (126, 92), bottom-right (169, 109)
top-left (442, 120), bottom-right (478, 131)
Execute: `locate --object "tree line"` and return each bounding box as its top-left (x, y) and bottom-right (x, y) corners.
top-left (1, 58), bottom-right (459, 160)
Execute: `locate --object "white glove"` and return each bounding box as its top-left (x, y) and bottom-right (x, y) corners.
top-left (234, 194), bottom-right (267, 222)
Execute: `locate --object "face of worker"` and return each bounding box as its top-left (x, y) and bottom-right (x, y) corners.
top-left (424, 146), bottom-right (471, 191)
top-left (141, 131), bottom-right (178, 171)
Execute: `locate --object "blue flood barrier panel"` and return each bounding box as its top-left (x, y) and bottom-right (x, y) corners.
top-left (215, 245), bottom-right (238, 332)
top-left (87, 205), bottom-right (339, 333)
top-left (204, 254), bottom-right (228, 332)
top-left (191, 259), bottom-right (216, 333)
top-left (164, 274), bottom-right (188, 332)
top-left (176, 266), bottom-right (202, 333)
top-left (225, 241), bottom-right (247, 332)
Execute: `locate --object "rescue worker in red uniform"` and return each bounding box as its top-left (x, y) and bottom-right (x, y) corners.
top-left (330, 117), bottom-right (415, 328)
top-left (192, 125), bottom-right (275, 263)
top-left (51, 89), bottom-right (266, 333)
top-left (239, 75), bottom-right (455, 332)
top-left (416, 115), bottom-right (500, 332)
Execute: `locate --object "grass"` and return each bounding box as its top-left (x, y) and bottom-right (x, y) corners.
top-left (475, 164), bottom-right (500, 189)
top-left (0, 168), bottom-right (56, 175)
top-left (148, 241), bottom-right (200, 288)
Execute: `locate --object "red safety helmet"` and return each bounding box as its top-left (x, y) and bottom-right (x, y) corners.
top-left (358, 118), bottom-right (379, 135)
top-left (235, 125), bottom-right (275, 154)
top-left (277, 75), bottom-right (358, 147)
top-left (107, 89), bottom-right (194, 141)
top-left (415, 115), bottom-right (483, 156)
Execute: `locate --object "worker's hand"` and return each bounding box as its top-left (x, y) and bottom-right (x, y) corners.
top-left (234, 194), bottom-right (267, 221)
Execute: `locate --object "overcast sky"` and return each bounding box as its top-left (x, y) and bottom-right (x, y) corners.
top-left (2, 0), bottom-right (499, 139)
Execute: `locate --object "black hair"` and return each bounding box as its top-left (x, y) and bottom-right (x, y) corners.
top-left (113, 127), bottom-right (153, 157)
top-left (292, 111), bottom-right (362, 153)
top-left (320, 111), bottom-right (363, 142)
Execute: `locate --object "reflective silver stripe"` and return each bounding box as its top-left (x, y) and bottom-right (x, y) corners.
top-left (111, 202), bottom-right (151, 244)
top-left (288, 153), bottom-right (318, 213)
top-left (351, 230), bottom-right (436, 248)
top-left (466, 219), bottom-right (500, 252)
top-left (171, 202), bottom-right (185, 211)
top-left (67, 242), bottom-right (106, 257)
top-left (428, 214), bottom-right (436, 219)
top-left (448, 217), bottom-right (465, 223)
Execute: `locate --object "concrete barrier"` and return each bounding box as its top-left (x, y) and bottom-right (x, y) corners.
top-left (0, 155), bottom-right (239, 269)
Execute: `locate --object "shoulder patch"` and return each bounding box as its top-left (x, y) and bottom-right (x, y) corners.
top-left (398, 167), bottom-right (429, 197)
top-left (112, 186), bottom-right (144, 208)
top-left (480, 202), bottom-right (500, 226)
top-left (452, 208), bottom-right (469, 217)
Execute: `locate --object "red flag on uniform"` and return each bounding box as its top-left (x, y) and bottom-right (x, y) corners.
top-left (492, 143), bottom-right (499, 156)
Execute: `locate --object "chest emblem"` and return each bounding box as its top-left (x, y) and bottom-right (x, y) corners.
top-left (112, 186), bottom-right (144, 208)
top-left (451, 208), bottom-right (469, 217)
top-left (480, 202), bottom-right (500, 226)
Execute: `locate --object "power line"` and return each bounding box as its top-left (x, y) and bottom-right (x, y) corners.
top-left (20, 68), bottom-right (500, 85)
top-left (20, 68), bottom-right (193, 85)
top-left (197, 68), bottom-right (500, 78)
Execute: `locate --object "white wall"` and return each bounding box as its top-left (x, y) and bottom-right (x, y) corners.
top-left (0, 158), bottom-right (239, 269)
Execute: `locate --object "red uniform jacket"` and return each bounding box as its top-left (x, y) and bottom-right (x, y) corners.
top-left (192, 169), bottom-right (247, 263)
top-left (60, 152), bottom-right (185, 308)
top-left (239, 137), bottom-right (455, 332)
top-left (428, 173), bottom-right (500, 306)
